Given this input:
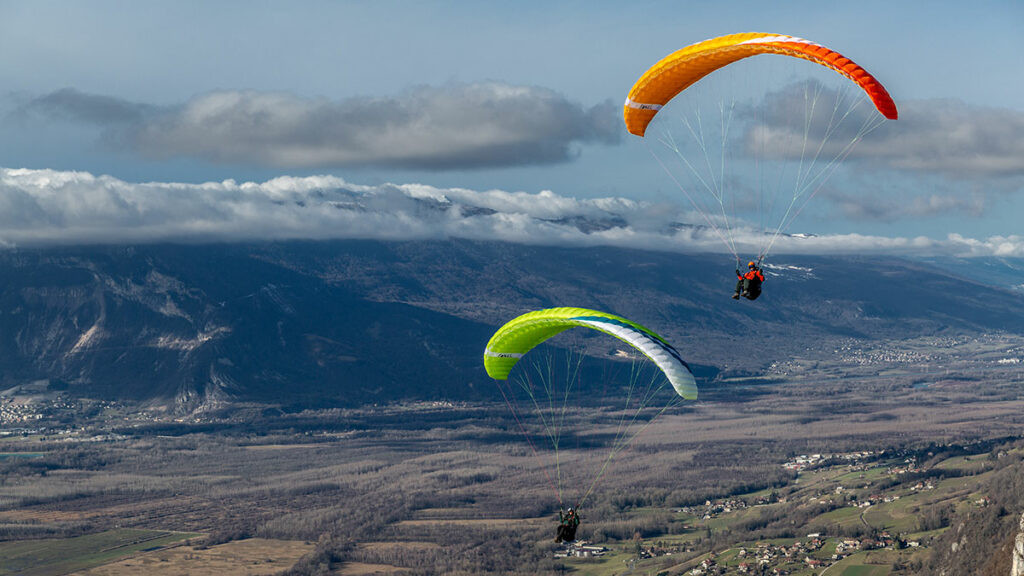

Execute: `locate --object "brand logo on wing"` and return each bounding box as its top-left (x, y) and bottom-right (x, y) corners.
top-left (485, 350), bottom-right (523, 359)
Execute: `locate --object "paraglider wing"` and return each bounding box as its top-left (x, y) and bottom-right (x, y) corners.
top-left (484, 307), bottom-right (697, 400)
top-left (624, 32), bottom-right (898, 137)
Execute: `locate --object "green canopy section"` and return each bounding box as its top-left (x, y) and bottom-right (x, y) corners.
top-left (484, 307), bottom-right (697, 400)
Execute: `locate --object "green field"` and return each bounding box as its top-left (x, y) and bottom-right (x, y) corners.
top-left (813, 503), bottom-right (866, 529)
top-left (0, 529), bottom-right (199, 576)
top-left (826, 549), bottom-right (911, 575)
top-left (838, 566), bottom-right (890, 576)
top-left (0, 452), bottom-right (43, 460)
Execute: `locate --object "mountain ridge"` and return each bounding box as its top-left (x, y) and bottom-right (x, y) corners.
top-left (0, 240), bottom-right (1021, 412)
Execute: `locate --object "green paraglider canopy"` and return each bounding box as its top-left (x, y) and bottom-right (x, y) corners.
top-left (482, 307), bottom-right (697, 512)
top-left (484, 307), bottom-right (696, 399)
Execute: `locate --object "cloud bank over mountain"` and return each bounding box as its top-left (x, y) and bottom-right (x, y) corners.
top-left (1, 167), bottom-right (1020, 257)
top-left (19, 84), bottom-right (621, 170)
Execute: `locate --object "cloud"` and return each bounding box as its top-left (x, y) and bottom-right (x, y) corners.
top-left (868, 99), bottom-right (1024, 179)
top-left (21, 88), bottom-right (154, 125)
top-left (741, 81), bottom-right (1024, 181)
top-left (764, 232), bottom-right (1024, 258)
top-left (18, 85), bottom-right (621, 170)
top-left (826, 187), bottom-right (988, 221)
top-left (646, 81), bottom-right (1023, 226)
top-left (0, 167), bottom-right (1021, 258)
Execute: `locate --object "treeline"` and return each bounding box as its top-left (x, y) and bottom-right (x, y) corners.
top-left (0, 520), bottom-right (95, 541)
top-left (106, 403), bottom-right (502, 439)
top-left (343, 527), bottom-right (556, 576)
top-left (276, 517), bottom-right (559, 575)
top-left (278, 535), bottom-right (356, 576)
top-left (0, 443), bottom-right (121, 478)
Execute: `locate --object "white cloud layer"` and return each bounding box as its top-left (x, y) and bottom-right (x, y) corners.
top-left (0, 167), bottom-right (1021, 258)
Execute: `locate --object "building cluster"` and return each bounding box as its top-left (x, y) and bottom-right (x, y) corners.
top-left (689, 538), bottom-right (827, 575)
top-left (782, 453), bottom-right (823, 470)
top-left (633, 543), bottom-right (679, 560)
top-left (554, 540), bottom-right (606, 558)
top-left (678, 498), bottom-right (749, 520)
top-left (886, 463), bottom-right (923, 475)
top-left (837, 347), bottom-right (935, 367)
top-left (0, 397), bottom-right (48, 425)
top-left (685, 530), bottom-right (923, 575)
top-left (689, 557), bottom-right (718, 574)
top-left (853, 492), bottom-right (902, 508)
top-left (783, 450), bottom-right (879, 471)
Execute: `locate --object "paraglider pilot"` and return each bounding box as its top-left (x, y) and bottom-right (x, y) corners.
top-left (555, 507), bottom-right (581, 543)
top-left (733, 261), bottom-right (765, 300)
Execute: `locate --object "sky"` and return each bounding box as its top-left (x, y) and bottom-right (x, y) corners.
top-left (1, 0), bottom-right (1022, 257)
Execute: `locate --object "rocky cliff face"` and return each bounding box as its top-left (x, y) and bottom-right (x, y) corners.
top-left (1013, 511), bottom-right (1024, 576)
top-left (0, 243), bottom-right (492, 411)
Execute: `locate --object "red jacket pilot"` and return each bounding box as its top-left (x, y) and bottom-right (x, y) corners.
top-left (733, 261), bottom-right (765, 300)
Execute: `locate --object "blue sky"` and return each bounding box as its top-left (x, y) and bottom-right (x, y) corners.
top-left (0, 0), bottom-right (1022, 255)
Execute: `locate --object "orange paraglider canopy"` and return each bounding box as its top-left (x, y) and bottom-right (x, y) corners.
top-left (624, 33), bottom-right (897, 137)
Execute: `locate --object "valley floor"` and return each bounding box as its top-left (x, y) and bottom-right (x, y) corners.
top-left (0, 334), bottom-right (1022, 575)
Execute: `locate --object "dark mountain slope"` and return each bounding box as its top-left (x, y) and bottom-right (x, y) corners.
top-left (0, 241), bottom-right (1019, 410)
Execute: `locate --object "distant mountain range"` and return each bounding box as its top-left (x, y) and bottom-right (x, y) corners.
top-left (0, 240), bottom-right (1021, 411)
top-left (917, 256), bottom-right (1024, 294)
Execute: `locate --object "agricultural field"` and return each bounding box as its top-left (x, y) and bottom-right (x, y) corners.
top-left (77, 537), bottom-right (315, 576)
top-left (0, 529), bottom-right (197, 576)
